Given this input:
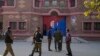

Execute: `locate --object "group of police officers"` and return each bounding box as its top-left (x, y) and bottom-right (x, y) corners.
top-left (3, 27), bottom-right (72, 56)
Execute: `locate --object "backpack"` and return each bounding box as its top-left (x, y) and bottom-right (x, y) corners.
top-left (34, 32), bottom-right (43, 42)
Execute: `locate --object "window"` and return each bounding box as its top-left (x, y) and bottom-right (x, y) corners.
top-left (2, 0), bottom-right (14, 6)
top-left (94, 22), bottom-right (100, 30)
top-left (52, 0), bottom-right (57, 6)
top-left (19, 22), bottom-right (26, 30)
top-left (60, 1), bottom-right (65, 7)
top-left (9, 22), bottom-right (17, 30)
top-left (0, 22), bottom-right (2, 30)
top-left (43, 0), bottom-right (67, 7)
top-left (35, 0), bottom-right (40, 7)
top-left (44, 0), bottom-right (50, 7)
top-left (69, 0), bottom-right (76, 7)
top-left (83, 22), bottom-right (92, 30)
top-left (7, 0), bottom-right (14, 6)
top-left (0, 0), bottom-right (4, 7)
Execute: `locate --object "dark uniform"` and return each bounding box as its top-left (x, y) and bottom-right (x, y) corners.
top-left (30, 30), bottom-right (43, 56)
top-left (66, 29), bottom-right (72, 56)
top-left (47, 29), bottom-right (52, 51)
top-left (33, 31), bottom-right (39, 52)
top-left (54, 29), bottom-right (62, 51)
top-left (3, 27), bottom-right (15, 56)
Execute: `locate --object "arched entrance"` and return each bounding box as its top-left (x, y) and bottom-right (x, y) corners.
top-left (43, 11), bottom-right (66, 36)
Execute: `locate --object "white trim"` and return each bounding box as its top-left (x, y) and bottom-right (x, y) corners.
top-left (1, 11), bottom-right (84, 15)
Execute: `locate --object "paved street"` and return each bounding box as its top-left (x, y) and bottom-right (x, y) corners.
top-left (0, 37), bottom-right (100, 56)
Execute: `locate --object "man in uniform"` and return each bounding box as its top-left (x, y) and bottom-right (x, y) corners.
top-left (3, 27), bottom-right (15, 56)
top-left (54, 28), bottom-right (62, 51)
top-left (47, 27), bottom-right (52, 51)
top-left (29, 27), bottom-right (43, 56)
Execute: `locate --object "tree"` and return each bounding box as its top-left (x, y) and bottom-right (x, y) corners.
top-left (84, 0), bottom-right (100, 18)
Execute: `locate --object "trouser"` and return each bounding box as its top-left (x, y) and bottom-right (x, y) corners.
top-left (58, 41), bottom-right (62, 51)
top-left (48, 39), bottom-right (52, 50)
top-left (31, 42), bottom-right (41, 56)
top-left (67, 43), bottom-right (72, 56)
top-left (35, 48), bottom-right (39, 52)
top-left (3, 43), bottom-right (15, 56)
top-left (55, 41), bottom-right (59, 51)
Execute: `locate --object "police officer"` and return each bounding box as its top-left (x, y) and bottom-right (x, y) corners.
top-left (54, 28), bottom-right (62, 51)
top-left (3, 27), bottom-right (15, 56)
top-left (47, 27), bottom-right (52, 51)
top-left (29, 27), bottom-right (43, 56)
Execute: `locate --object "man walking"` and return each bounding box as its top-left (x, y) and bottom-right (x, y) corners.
top-left (29, 27), bottom-right (43, 56)
top-left (3, 27), bottom-right (15, 56)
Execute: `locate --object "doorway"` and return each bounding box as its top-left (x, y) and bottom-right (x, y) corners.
top-left (43, 16), bottom-right (66, 36)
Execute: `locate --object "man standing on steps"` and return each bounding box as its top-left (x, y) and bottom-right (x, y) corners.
top-left (29, 27), bottom-right (43, 56)
top-left (3, 27), bottom-right (15, 56)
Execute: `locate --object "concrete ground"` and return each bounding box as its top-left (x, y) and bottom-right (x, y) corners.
top-left (0, 37), bottom-right (100, 56)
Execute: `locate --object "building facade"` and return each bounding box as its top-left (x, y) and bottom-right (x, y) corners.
top-left (0, 0), bottom-right (100, 38)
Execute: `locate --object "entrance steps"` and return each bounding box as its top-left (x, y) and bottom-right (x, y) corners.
top-left (26, 36), bottom-right (88, 43)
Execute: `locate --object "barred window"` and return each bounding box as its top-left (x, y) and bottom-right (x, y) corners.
top-left (1, 0), bottom-right (14, 6)
top-left (60, 1), bottom-right (65, 7)
top-left (52, 0), bottom-right (57, 6)
top-left (0, 0), bottom-right (4, 7)
top-left (35, 0), bottom-right (40, 7)
top-left (44, 0), bottom-right (50, 7)
top-left (69, 0), bottom-right (76, 7)
top-left (9, 22), bottom-right (17, 30)
top-left (83, 22), bottom-right (92, 30)
top-left (6, 0), bottom-right (14, 6)
top-left (94, 22), bottom-right (100, 30)
top-left (19, 22), bottom-right (26, 30)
